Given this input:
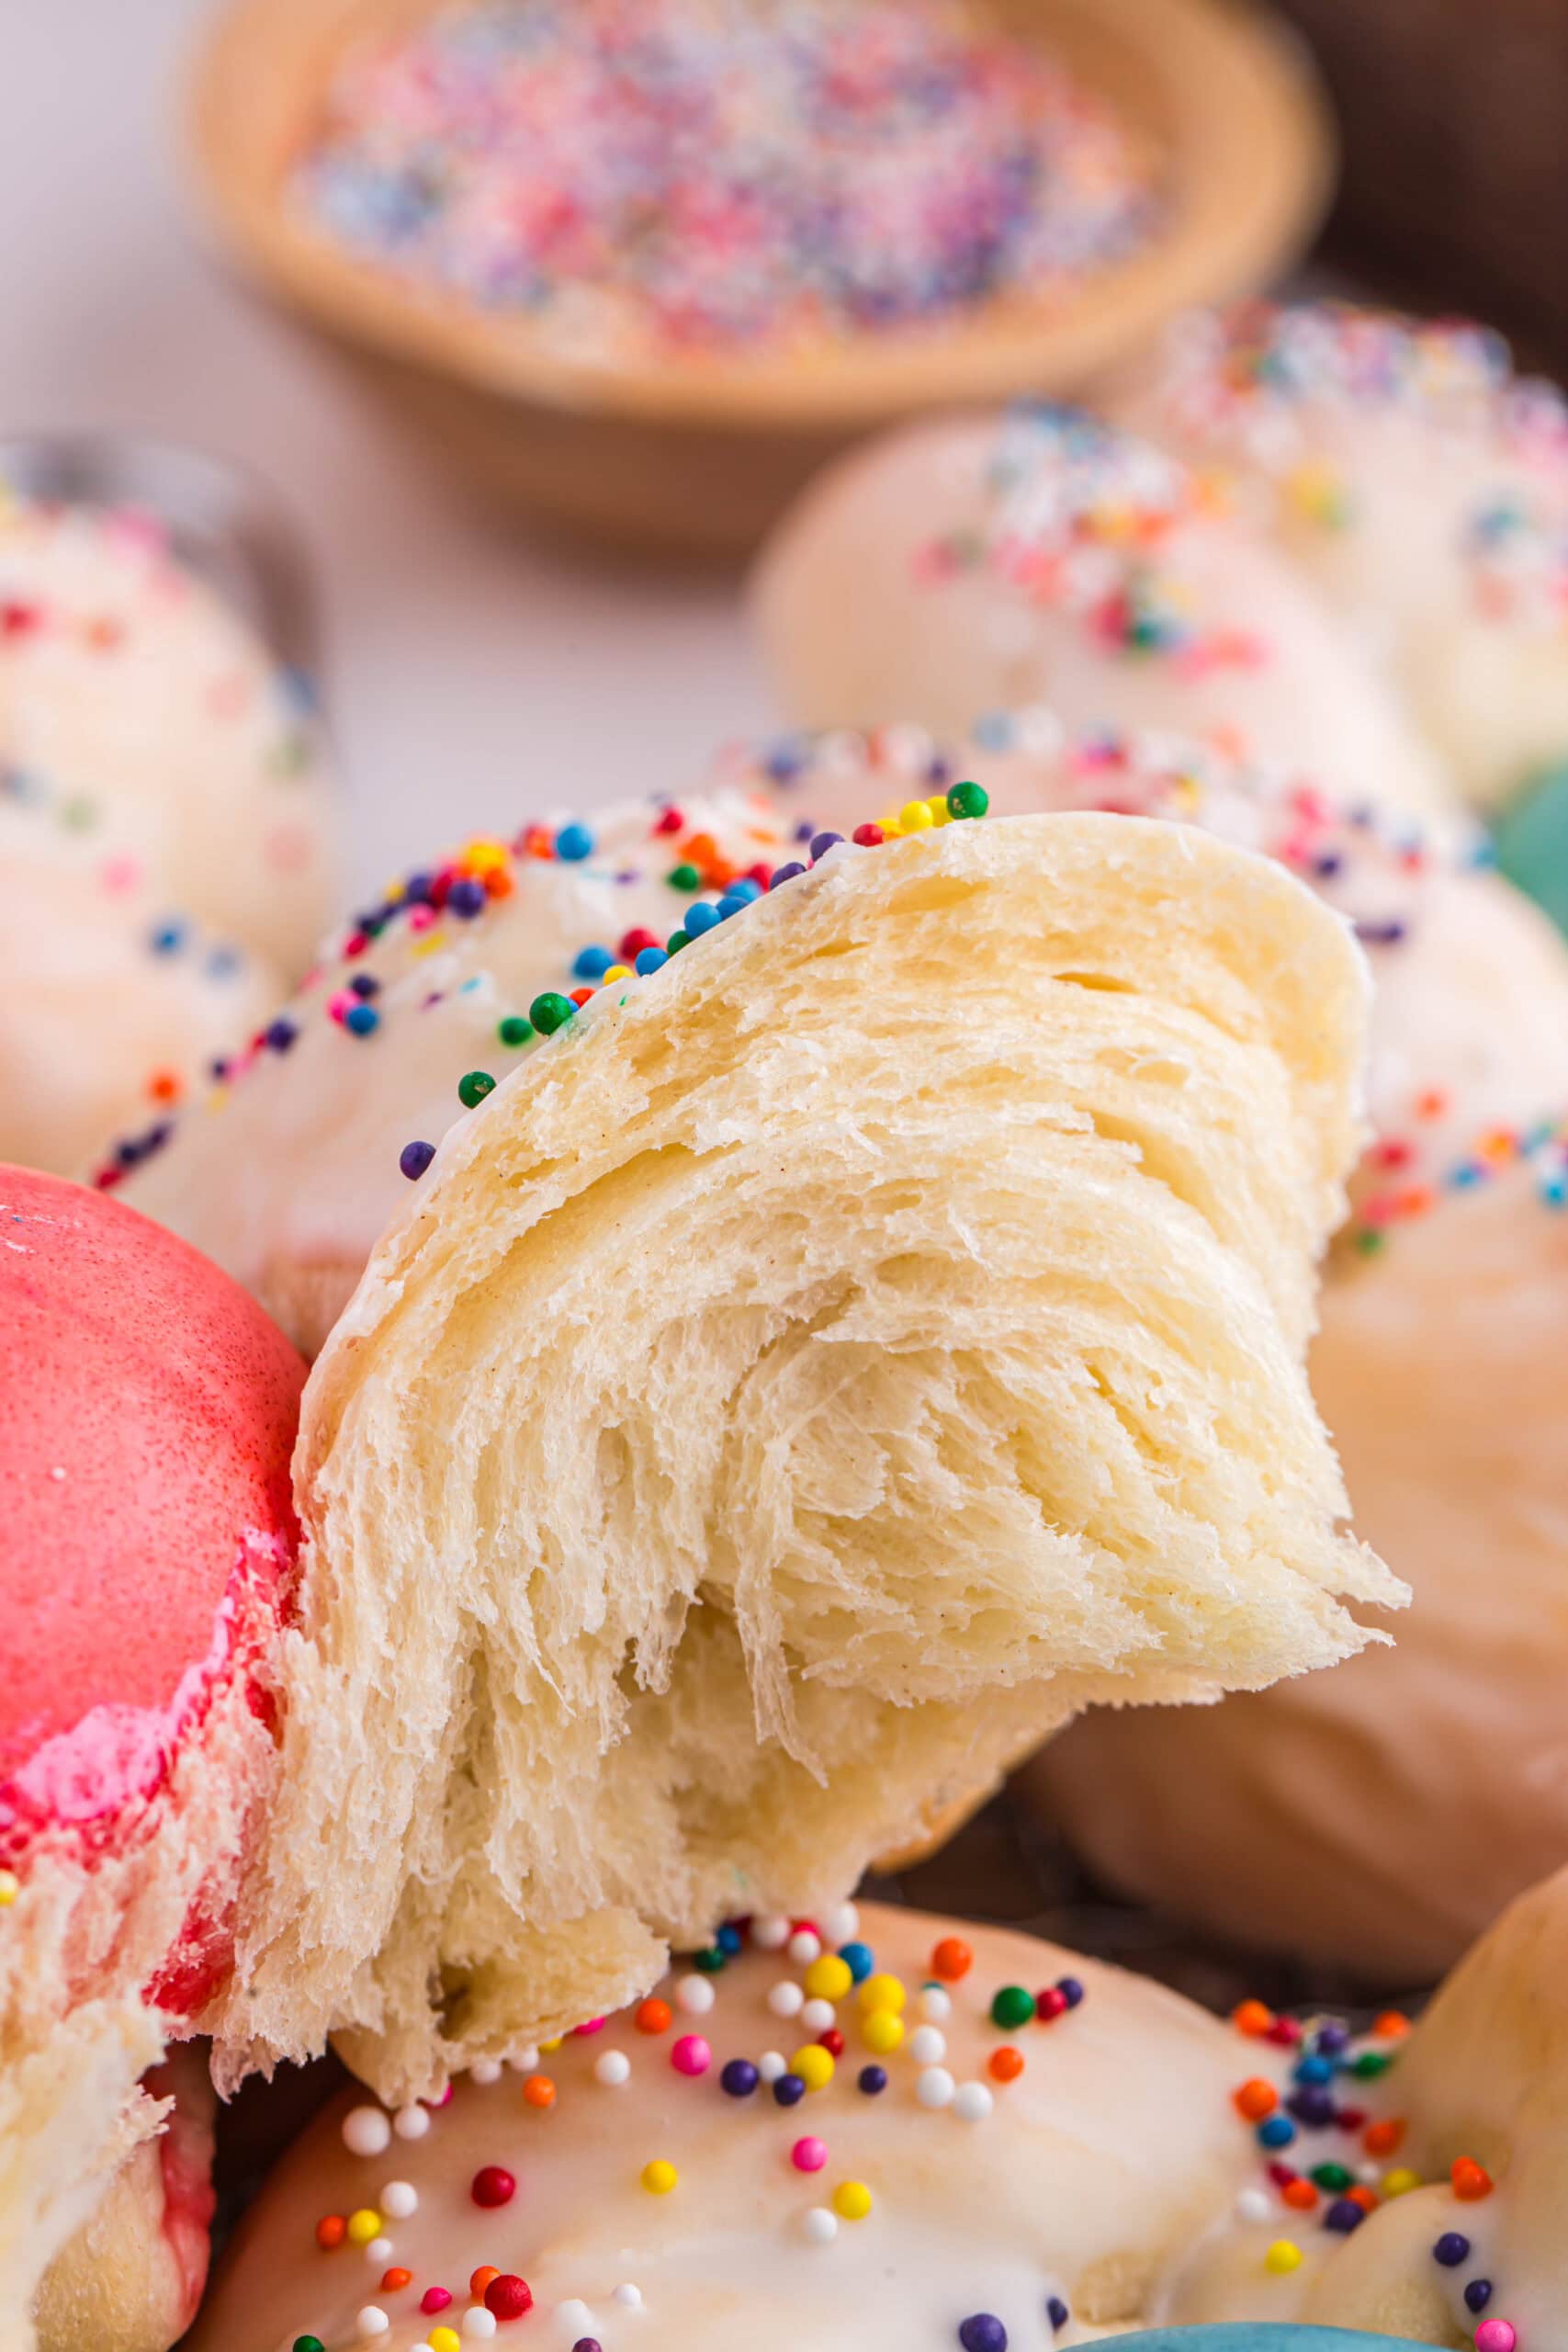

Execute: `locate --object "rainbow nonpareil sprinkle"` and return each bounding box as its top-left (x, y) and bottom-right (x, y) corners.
top-left (295, 0), bottom-right (1158, 358)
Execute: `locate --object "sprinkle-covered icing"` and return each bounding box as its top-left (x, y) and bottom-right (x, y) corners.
top-left (919, 404), bottom-right (1268, 671)
top-left (1142, 302), bottom-right (1568, 641)
top-left (1168, 1994), bottom-right (1520, 2350)
top-left (294, 0), bottom-right (1157, 361)
top-left (0, 484), bottom-right (336, 978)
top-left (709, 714), bottom-right (1568, 1265)
top-left (115, 785), bottom-right (993, 1349)
top-left (186, 1903), bottom-right (1268, 2352)
top-left (0, 771), bottom-right (275, 1177)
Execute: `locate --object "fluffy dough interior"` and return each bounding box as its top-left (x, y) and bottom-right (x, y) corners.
top-left (216, 813), bottom-right (1398, 2100)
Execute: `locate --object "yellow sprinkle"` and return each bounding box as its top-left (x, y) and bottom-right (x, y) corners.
top-left (1263, 2240), bottom-right (1303, 2276)
top-left (601, 963), bottom-right (631, 983)
top-left (346, 2208), bottom-right (383, 2246)
top-left (541, 2037), bottom-right (562, 2052)
top-left (857, 1973), bottom-right (907, 2017)
top-left (411, 933), bottom-right (446, 958)
top-left (924, 794), bottom-right (953, 826)
top-left (1382, 2167), bottom-right (1422, 2198)
top-left (861, 2010), bottom-right (904, 2056)
top-left (832, 2181), bottom-right (872, 2222)
top-left (791, 2045), bottom-right (835, 2092)
top-left (204, 1087), bottom-right (230, 1114)
top-left (804, 1955), bottom-right (852, 2003)
top-left (0, 1871), bottom-right (17, 1906)
top-left (897, 800), bottom-right (934, 833)
top-left (641, 2159), bottom-right (678, 2195)
top-left (429, 2331), bottom-right (460, 2352)
top-left (462, 836), bottom-right (510, 873)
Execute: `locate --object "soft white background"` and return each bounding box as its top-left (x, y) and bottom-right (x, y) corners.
top-left (1, 0), bottom-right (778, 898)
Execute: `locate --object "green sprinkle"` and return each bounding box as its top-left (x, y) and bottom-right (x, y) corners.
top-left (668, 863), bottom-right (702, 891)
top-left (498, 1015), bottom-right (533, 1047)
top-left (666, 930), bottom-right (689, 954)
top-left (1353, 1227), bottom-right (1387, 1257)
top-left (1351, 2049), bottom-right (1395, 2078)
top-left (1311, 2163), bottom-right (1355, 2191)
top-left (529, 991), bottom-right (576, 1035)
top-left (693, 1947), bottom-right (726, 1973)
top-left (989, 1984), bottom-right (1035, 2030)
top-left (293, 2338), bottom-right (326, 2352)
top-left (457, 1069), bottom-right (496, 1109)
top-left (946, 779), bottom-right (989, 820)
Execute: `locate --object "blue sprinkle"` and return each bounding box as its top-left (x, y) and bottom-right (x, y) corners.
top-left (635, 946), bottom-right (669, 976)
top-left (573, 944), bottom-right (615, 980)
top-left (684, 902), bottom-right (721, 937)
top-left (974, 710), bottom-right (1015, 750)
top-left (344, 1002), bottom-right (380, 1036)
top-left (716, 1924), bottom-right (742, 1956)
top-left (555, 821), bottom-right (594, 862)
top-left (149, 919), bottom-right (186, 956)
top-left (715, 894), bottom-right (750, 921)
top-left (1293, 2054), bottom-right (1335, 2086)
top-left (726, 876), bottom-right (762, 903)
top-left (1257, 2114), bottom-right (1296, 2150)
top-left (205, 944), bottom-right (243, 980)
top-left (839, 1941), bottom-right (874, 1984)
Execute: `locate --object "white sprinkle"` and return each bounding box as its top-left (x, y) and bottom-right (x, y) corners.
top-left (908, 2025), bottom-right (947, 2065)
top-left (787, 1929), bottom-right (822, 1966)
top-left (759, 2051), bottom-right (787, 2083)
top-left (393, 2104), bottom-right (431, 2142)
top-left (804, 2207), bottom-right (839, 2245)
top-left (594, 2049), bottom-right (631, 2086)
top-left (918, 1986), bottom-right (952, 2023)
top-left (916, 2066), bottom-right (955, 2109)
top-left (507, 2047), bottom-right (541, 2074)
top-left (461, 2308), bottom-right (498, 2340)
top-left (953, 2082), bottom-right (993, 2122)
top-left (412, 2342), bottom-right (436, 2351)
top-left (556, 2301), bottom-right (594, 2338)
top-left (380, 2181), bottom-right (418, 2220)
top-left (1235, 2188), bottom-right (1273, 2224)
top-left (674, 1973), bottom-right (715, 2016)
top-left (1357, 2161), bottom-right (1382, 2186)
top-left (753, 1915), bottom-right (791, 1951)
top-left (355, 2309), bottom-right (389, 2339)
top-left (366, 2237), bottom-right (393, 2265)
top-left (768, 1980), bottom-right (805, 2019)
top-left (613, 2283), bottom-right (643, 2310)
top-left (342, 2106), bottom-right (391, 2158)
top-left (469, 2058), bottom-right (503, 2086)
top-left (800, 1998), bottom-right (835, 2034)
top-left (823, 1901), bottom-right (859, 1944)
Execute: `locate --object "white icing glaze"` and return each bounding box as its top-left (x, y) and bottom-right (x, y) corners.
top-left (0, 492), bottom-right (338, 977)
top-left (121, 788), bottom-right (802, 1354)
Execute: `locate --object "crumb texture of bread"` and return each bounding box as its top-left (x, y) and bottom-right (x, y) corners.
top-left (216, 814), bottom-right (1396, 2100)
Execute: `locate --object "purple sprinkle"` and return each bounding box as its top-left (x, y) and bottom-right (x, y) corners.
top-left (400, 1139), bottom-right (436, 1181)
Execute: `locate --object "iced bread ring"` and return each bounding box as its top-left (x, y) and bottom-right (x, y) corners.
top-left (0, 490), bottom-right (337, 980)
top-left (0, 1169), bottom-right (307, 2352)
top-left (748, 406), bottom-right (1449, 823)
top-left (155, 805), bottom-right (1396, 2108)
top-left (1114, 300), bottom-right (1568, 819)
top-left (186, 1886), bottom-right (1563, 2351)
top-left (719, 716), bottom-right (1568, 1979)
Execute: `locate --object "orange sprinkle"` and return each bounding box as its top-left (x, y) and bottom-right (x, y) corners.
top-left (1479, 1128), bottom-right (1519, 1163)
top-left (931, 1937), bottom-right (973, 1983)
top-left (484, 866), bottom-right (515, 899)
top-left (987, 2046), bottom-right (1024, 2084)
top-left (569, 986), bottom-right (594, 1007)
top-left (1393, 1184), bottom-right (1436, 1219)
top-left (1234, 2078), bottom-right (1279, 2122)
top-left (1345, 2186), bottom-right (1379, 2214)
top-left (1364, 2118), bottom-right (1405, 2158)
top-left (1281, 2178), bottom-right (1317, 2212)
top-left (1451, 2158), bottom-right (1494, 2202)
top-left (682, 833), bottom-right (719, 867)
top-left (1373, 2011), bottom-right (1411, 2040)
top-left (1415, 1089), bottom-right (1450, 1120)
top-left (637, 1998), bottom-right (672, 2035)
top-left (471, 2267), bottom-right (501, 2299)
top-left (1232, 1999), bottom-right (1273, 2038)
top-left (316, 2213), bottom-right (347, 2250)
top-left (381, 2268), bottom-right (412, 2291)
top-left (147, 1069), bottom-right (183, 1104)
top-left (522, 2075), bottom-right (557, 2110)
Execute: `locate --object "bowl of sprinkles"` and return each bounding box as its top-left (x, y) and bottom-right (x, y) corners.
top-left (186, 0), bottom-right (1333, 554)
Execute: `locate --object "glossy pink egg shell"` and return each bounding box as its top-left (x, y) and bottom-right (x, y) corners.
top-left (0, 1166), bottom-right (307, 1818)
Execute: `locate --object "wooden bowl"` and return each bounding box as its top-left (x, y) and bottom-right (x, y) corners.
top-left (186, 0), bottom-right (1336, 558)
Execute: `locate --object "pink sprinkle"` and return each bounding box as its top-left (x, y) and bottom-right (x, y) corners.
top-left (99, 854), bottom-right (143, 897)
top-left (1475, 2328), bottom-right (1516, 2352)
top-left (791, 2136), bottom-right (828, 2173)
top-left (573, 2018), bottom-right (606, 2037)
top-left (671, 2034), bottom-right (710, 2076)
top-left (408, 905), bottom-right (436, 933)
top-left (422, 2290), bottom-right (453, 2315)
top-left (435, 2085), bottom-right (455, 2107)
